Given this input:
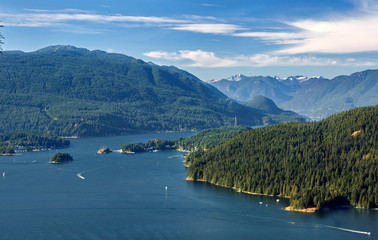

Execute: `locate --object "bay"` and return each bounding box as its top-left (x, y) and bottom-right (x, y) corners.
top-left (0, 132), bottom-right (376, 240)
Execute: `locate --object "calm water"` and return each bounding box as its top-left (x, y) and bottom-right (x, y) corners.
top-left (0, 132), bottom-right (376, 240)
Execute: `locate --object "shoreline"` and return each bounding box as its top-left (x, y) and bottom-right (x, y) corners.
top-left (185, 177), bottom-right (367, 213)
top-left (284, 206), bottom-right (318, 213)
top-left (186, 178), bottom-right (377, 212)
top-left (176, 148), bottom-right (191, 153)
top-left (186, 177), bottom-right (290, 199)
top-left (0, 153), bottom-right (16, 156)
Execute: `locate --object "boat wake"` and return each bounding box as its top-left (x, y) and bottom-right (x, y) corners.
top-left (237, 214), bottom-right (371, 236)
top-left (77, 173), bottom-right (85, 180)
top-left (76, 167), bottom-right (105, 180)
top-left (318, 224), bottom-right (371, 236)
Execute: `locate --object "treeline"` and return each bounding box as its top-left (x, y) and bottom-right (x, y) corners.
top-left (186, 106), bottom-right (378, 209)
top-left (0, 130), bottom-right (70, 154)
top-left (121, 138), bottom-right (177, 153)
top-left (176, 126), bottom-right (250, 151)
top-left (121, 126), bottom-right (250, 153)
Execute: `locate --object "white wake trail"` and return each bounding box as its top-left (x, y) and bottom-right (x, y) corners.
top-left (76, 167), bottom-right (105, 180)
top-left (76, 173), bottom-right (85, 179)
top-left (318, 224), bottom-right (371, 235)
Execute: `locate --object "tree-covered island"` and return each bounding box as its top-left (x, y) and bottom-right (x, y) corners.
top-left (0, 131), bottom-right (70, 155)
top-left (49, 152), bottom-right (73, 163)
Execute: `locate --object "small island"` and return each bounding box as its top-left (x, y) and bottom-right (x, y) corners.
top-left (49, 152), bottom-right (73, 164)
top-left (97, 147), bottom-right (112, 154)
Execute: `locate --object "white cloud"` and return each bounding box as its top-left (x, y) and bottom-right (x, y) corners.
top-left (144, 51), bottom-right (181, 61)
top-left (169, 23), bottom-right (246, 34)
top-left (351, 0), bottom-right (378, 12)
top-left (0, 8), bottom-right (188, 28)
top-left (235, 2), bottom-right (378, 54)
top-left (277, 15), bottom-right (378, 54)
top-left (0, 8), bottom-right (241, 36)
top-left (200, 3), bottom-right (222, 7)
top-left (233, 31), bottom-right (308, 45)
top-left (145, 50), bottom-right (238, 67)
top-left (3, 2), bottom-right (378, 55)
top-left (144, 50), bottom-right (378, 68)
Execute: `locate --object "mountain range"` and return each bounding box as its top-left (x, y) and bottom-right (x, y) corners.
top-left (209, 71), bottom-right (378, 119)
top-left (0, 45), bottom-right (303, 136)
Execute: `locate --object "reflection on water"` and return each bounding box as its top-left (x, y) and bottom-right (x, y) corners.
top-left (0, 132), bottom-right (376, 240)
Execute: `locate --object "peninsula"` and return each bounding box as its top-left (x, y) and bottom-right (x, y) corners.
top-left (120, 126), bottom-right (250, 153)
top-left (0, 131), bottom-right (70, 155)
top-left (186, 106), bottom-right (378, 211)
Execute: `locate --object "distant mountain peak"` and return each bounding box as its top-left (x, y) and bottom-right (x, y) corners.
top-left (282, 75), bottom-right (324, 82)
top-left (210, 73), bottom-right (247, 83)
top-left (227, 74), bottom-right (247, 81)
top-left (31, 45), bottom-right (92, 57)
top-left (210, 74), bottom-right (325, 84)
top-left (34, 45), bottom-right (86, 53)
top-left (209, 70), bottom-right (378, 119)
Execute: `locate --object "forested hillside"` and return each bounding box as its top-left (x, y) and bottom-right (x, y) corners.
top-left (186, 106), bottom-right (378, 210)
top-left (0, 46), bottom-right (302, 136)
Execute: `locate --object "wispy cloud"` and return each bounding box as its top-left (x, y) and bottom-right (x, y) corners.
top-left (200, 3), bottom-right (222, 7)
top-left (3, 2), bottom-right (378, 55)
top-left (169, 23), bottom-right (246, 34)
top-left (233, 31), bottom-right (308, 45)
top-left (0, 8), bottom-right (241, 35)
top-left (144, 50), bottom-right (378, 67)
top-left (0, 8), bottom-right (188, 28)
top-left (277, 14), bottom-right (378, 54)
top-left (234, 1), bottom-right (378, 54)
top-left (145, 50), bottom-right (238, 67)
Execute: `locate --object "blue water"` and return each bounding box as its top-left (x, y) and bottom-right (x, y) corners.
top-left (0, 132), bottom-right (376, 240)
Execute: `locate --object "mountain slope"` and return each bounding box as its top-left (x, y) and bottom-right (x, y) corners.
top-left (209, 74), bottom-right (295, 103)
top-left (244, 95), bottom-right (286, 114)
top-left (242, 95), bottom-right (306, 124)
top-left (186, 105), bottom-right (378, 210)
top-left (0, 45), bottom-right (295, 136)
top-left (209, 71), bottom-right (378, 119)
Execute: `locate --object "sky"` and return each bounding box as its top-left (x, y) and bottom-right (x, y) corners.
top-left (1, 0), bottom-right (378, 81)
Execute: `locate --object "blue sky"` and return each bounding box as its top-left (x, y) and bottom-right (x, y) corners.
top-left (1, 0), bottom-right (378, 80)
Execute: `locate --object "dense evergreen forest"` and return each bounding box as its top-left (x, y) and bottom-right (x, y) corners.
top-left (0, 131), bottom-right (70, 154)
top-left (121, 126), bottom-right (250, 153)
top-left (0, 46), bottom-right (302, 137)
top-left (186, 106), bottom-right (378, 210)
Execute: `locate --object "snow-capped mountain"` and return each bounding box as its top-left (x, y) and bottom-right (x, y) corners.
top-left (208, 70), bottom-right (378, 119)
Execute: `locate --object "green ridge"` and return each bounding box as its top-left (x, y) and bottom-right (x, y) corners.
top-left (186, 105), bottom-right (378, 210)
